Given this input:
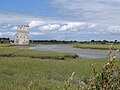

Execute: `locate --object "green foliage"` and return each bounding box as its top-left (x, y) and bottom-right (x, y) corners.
top-left (67, 45), bottom-right (120, 90)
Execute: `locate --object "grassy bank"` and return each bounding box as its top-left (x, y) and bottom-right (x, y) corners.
top-left (74, 43), bottom-right (120, 50)
top-left (0, 46), bottom-right (78, 60)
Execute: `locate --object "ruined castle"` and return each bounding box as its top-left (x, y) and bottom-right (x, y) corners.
top-left (14, 25), bottom-right (29, 45)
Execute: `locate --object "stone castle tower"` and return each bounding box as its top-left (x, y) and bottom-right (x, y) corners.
top-left (14, 25), bottom-right (29, 45)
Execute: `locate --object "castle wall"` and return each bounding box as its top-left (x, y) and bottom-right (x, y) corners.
top-left (14, 25), bottom-right (29, 45)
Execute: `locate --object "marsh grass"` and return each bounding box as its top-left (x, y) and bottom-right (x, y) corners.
top-left (0, 57), bottom-right (111, 90)
top-left (74, 43), bottom-right (120, 50)
top-left (0, 45), bottom-right (120, 89)
top-left (0, 47), bottom-right (78, 60)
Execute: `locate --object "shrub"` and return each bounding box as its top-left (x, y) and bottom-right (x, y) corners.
top-left (65, 45), bottom-right (120, 90)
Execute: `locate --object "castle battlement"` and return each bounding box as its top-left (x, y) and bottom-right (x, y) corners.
top-left (17, 25), bottom-right (29, 31)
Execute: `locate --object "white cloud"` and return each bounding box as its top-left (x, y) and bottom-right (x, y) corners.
top-left (1, 8), bottom-right (120, 40)
top-left (52, 0), bottom-right (120, 25)
top-left (2, 24), bottom-right (11, 29)
top-left (28, 21), bottom-right (45, 28)
top-left (0, 32), bottom-right (15, 36)
top-left (3, 32), bottom-right (15, 35)
top-left (59, 22), bottom-right (96, 31)
top-left (30, 32), bottom-right (44, 35)
top-left (59, 25), bottom-right (68, 31)
top-left (50, 24), bottom-right (61, 30)
top-left (107, 26), bottom-right (120, 33)
top-left (37, 22), bottom-right (96, 32)
top-left (59, 22), bottom-right (82, 31)
top-left (11, 26), bottom-right (17, 30)
top-left (0, 32), bottom-right (2, 36)
top-left (39, 24), bottom-right (61, 31)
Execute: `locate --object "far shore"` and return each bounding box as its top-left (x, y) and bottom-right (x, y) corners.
top-left (1, 42), bottom-right (119, 50)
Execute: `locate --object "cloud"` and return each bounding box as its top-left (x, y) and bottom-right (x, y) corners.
top-left (0, 32), bottom-right (15, 38)
top-left (31, 22), bottom-right (97, 32)
top-left (0, 10), bottom-right (59, 26)
top-left (2, 24), bottom-right (11, 29)
top-left (3, 32), bottom-right (15, 35)
top-left (1, 8), bottom-right (120, 41)
top-left (0, 11), bottom-right (43, 22)
top-left (11, 26), bottom-right (17, 30)
top-left (107, 26), bottom-right (120, 33)
top-left (4, 20), bottom-right (120, 35)
top-left (30, 32), bottom-right (44, 35)
top-left (59, 22), bottom-right (96, 31)
top-left (39, 24), bottom-right (61, 31)
top-left (59, 23), bottom-right (82, 31)
top-left (99, 26), bottom-right (120, 34)
top-left (52, 0), bottom-right (120, 25)
top-left (28, 21), bottom-right (45, 28)
top-left (0, 32), bottom-right (2, 36)
top-left (29, 22), bottom-right (97, 32)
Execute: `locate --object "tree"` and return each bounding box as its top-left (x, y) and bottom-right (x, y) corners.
top-left (114, 40), bottom-right (117, 43)
top-left (91, 40), bottom-right (95, 42)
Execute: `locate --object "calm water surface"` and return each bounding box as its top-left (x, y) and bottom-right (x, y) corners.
top-left (29, 44), bottom-right (119, 58)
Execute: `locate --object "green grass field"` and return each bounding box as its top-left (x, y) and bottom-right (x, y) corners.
top-left (0, 44), bottom-right (120, 90)
top-left (0, 57), bottom-right (115, 90)
top-left (74, 43), bottom-right (120, 50)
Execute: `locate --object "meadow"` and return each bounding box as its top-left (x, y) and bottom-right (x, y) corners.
top-left (0, 44), bottom-right (120, 90)
top-left (74, 43), bottom-right (120, 50)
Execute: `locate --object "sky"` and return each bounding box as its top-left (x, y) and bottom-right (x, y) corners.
top-left (0, 0), bottom-right (120, 41)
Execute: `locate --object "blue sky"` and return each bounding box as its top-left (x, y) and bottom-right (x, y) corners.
top-left (0, 0), bottom-right (120, 41)
top-left (0, 0), bottom-right (58, 16)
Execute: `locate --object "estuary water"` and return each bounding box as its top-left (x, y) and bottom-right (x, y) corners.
top-left (29, 44), bottom-right (119, 58)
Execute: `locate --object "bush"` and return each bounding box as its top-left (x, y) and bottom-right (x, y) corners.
top-left (64, 45), bottom-right (120, 90)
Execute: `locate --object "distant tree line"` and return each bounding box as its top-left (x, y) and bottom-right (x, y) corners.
top-left (29, 39), bottom-right (120, 44)
top-left (79, 40), bottom-right (119, 44)
top-left (1, 38), bottom-right (120, 44)
top-left (29, 40), bottom-right (77, 44)
top-left (0, 38), bottom-right (10, 44)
